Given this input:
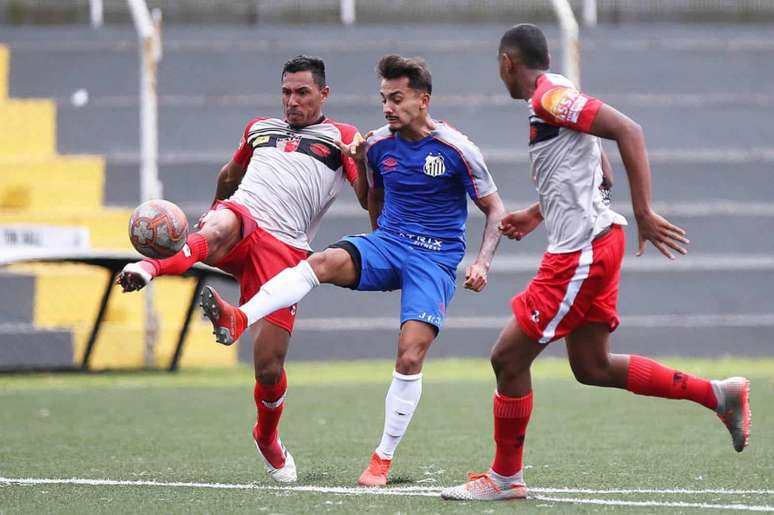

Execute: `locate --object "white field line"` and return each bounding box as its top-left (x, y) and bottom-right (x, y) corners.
top-left (326, 200), bottom-right (774, 218)
top-left (108, 146), bottom-right (774, 165)
top-left (57, 92), bottom-right (774, 109)
top-left (532, 495), bottom-right (774, 512)
top-left (2, 477), bottom-right (773, 510)
top-left (295, 313), bottom-right (774, 331)
top-left (11, 38), bottom-right (774, 53)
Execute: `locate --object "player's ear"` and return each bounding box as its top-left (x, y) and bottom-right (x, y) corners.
top-left (420, 91), bottom-right (431, 110)
top-left (320, 85), bottom-right (330, 103)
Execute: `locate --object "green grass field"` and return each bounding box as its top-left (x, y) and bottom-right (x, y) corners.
top-left (1, 358), bottom-right (772, 514)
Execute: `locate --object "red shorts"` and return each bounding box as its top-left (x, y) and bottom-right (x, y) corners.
top-left (212, 200), bottom-right (309, 334)
top-left (512, 225), bottom-right (625, 344)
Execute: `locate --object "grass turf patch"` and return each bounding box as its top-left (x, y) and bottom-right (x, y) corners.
top-left (1, 358), bottom-right (772, 513)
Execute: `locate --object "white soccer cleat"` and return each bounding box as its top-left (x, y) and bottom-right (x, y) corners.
top-left (116, 262), bottom-right (154, 292)
top-left (254, 437), bottom-right (297, 483)
top-left (441, 472), bottom-right (527, 501)
top-left (712, 376), bottom-right (751, 452)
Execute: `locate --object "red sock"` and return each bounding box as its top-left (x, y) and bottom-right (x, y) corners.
top-left (626, 355), bottom-right (717, 410)
top-left (491, 391), bottom-right (532, 477)
top-left (253, 369), bottom-right (288, 468)
top-left (144, 233), bottom-right (209, 277)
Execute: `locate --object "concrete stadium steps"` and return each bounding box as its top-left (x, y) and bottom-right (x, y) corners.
top-left (289, 324), bottom-right (773, 361)
top-left (0, 208), bottom-right (134, 249)
top-left (102, 159), bottom-right (774, 207)
top-left (54, 102), bottom-right (774, 155)
top-left (289, 266), bottom-right (774, 321)
top-left (0, 155), bottom-right (105, 210)
top-left (0, 271), bottom-right (34, 322)
top-left (0, 44), bottom-right (6, 100)
top-left (0, 324), bottom-right (73, 370)
top-left (6, 26), bottom-right (774, 98)
top-left (306, 212), bottom-right (774, 256)
top-left (0, 99), bottom-right (56, 158)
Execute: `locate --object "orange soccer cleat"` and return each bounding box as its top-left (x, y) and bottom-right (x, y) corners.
top-left (441, 471), bottom-right (527, 501)
top-left (199, 285), bottom-right (247, 345)
top-left (357, 453), bottom-right (392, 487)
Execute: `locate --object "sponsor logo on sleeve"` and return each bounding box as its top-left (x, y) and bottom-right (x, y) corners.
top-left (423, 153), bottom-right (446, 177)
top-left (309, 142), bottom-right (332, 157)
top-left (541, 87), bottom-right (588, 124)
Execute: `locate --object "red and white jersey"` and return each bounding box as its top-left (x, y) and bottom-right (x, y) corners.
top-left (230, 116), bottom-right (359, 251)
top-left (527, 73), bottom-right (627, 253)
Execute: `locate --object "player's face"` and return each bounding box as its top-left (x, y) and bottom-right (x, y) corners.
top-left (380, 77), bottom-right (429, 131)
top-left (281, 71), bottom-right (329, 127)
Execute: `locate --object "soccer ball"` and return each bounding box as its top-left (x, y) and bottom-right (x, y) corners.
top-left (128, 199), bottom-right (189, 259)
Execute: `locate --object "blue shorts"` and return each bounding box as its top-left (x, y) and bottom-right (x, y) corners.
top-left (340, 230), bottom-right (461, 331)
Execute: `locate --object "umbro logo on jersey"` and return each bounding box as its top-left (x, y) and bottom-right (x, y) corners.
top-left (276, 136), bottom-right (301, 153)
top-left (423, 153), bottom-right (446, 177)
top-left (381, 157), bottom-right (398, 171)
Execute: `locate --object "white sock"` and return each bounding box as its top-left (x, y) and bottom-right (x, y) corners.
top-left (239, 260), bottom-right (320, 326)
top-left (375, 370), bottom-right (423, 460)
top-left (489, 468), bottom-right (524, 487)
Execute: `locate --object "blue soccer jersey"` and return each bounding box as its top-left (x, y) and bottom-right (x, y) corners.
top-left (365, 121), bottom-right (497, 255)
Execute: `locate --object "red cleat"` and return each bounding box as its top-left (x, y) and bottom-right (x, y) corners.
top-left (713, 377), bottom-right (751, 452)
top-left (357, 453), bottom-right (392, 487)
top-left (199, 285), bottom-right (247, 346)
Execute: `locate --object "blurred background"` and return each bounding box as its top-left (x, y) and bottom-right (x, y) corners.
top-left (0, 0), bottom-right (772, 371)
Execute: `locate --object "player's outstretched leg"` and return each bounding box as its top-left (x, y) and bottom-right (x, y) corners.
top-left (117, 232), bottom-right (209, 292)
top-left (117, 209), bottom-right (240, 292)
top-left (200, 285), bottom-right (248, 345)
top-left (566, 324), bottom-right (751, 452)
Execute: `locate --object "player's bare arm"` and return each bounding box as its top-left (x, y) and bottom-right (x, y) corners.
top-left (367, 186), bottom-right (384, 231)
top-left (589, 104), bottom-right (689, 259)
top-left (465, 192), bottom-right (506, 292)
top-left (214, 159), bottom-right (247, 202)
top-left (499, 202), bottom-right (543, 241)
top-left (600, 147), bottom-right (614, 189)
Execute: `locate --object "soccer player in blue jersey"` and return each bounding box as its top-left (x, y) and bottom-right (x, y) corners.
top-left (200, 54), bottom-right (506, 486)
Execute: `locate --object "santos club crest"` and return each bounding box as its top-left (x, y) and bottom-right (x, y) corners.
top-left (423, 153), bottom-right (446, 177)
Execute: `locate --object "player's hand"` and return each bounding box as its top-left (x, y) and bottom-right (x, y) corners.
top-left (335, 131), bottom-right (371, 162)
top-left (635, 209), bottom-right (689, 260)
top-left (499, 210), bottom-right (541, 241)
top-left (464, 262), bottom-right (488, 292)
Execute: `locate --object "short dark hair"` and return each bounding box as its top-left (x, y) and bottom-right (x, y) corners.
top-left (377, 54), bottom-right (432, 95)
top-left (282, 55), bottom-right (326, 88)
top-left (499, 24), bottom-right (550, 70)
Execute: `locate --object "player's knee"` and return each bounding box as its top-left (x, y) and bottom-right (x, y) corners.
top-left (571, 362), bottom-right (610, 386)
top-left (307, 249), bottom-right (348, 283)
top-left (255, 363), bottom-right (284, 385)
top-left (396, 346), bottom-right (427, 375)
top-left (199, 212), bottom-right (238, 249)
top-left (490, 345), bottom-right (513, 376)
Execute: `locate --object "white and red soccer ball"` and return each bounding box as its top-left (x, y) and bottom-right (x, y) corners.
top-left (128, 199), bottom-right (189, 258)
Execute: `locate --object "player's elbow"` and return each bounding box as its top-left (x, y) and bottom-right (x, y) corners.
top-left (356, 185), bottom-right (370, 211)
